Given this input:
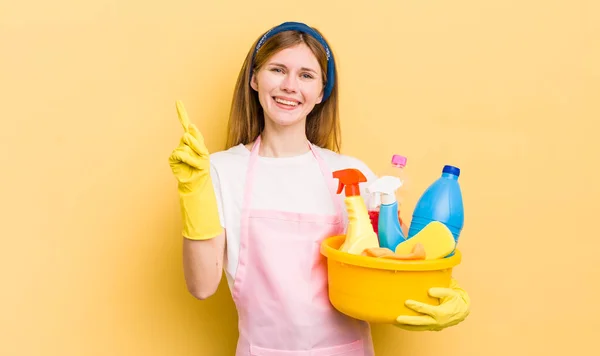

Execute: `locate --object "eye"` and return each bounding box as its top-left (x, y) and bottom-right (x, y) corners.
top-left (270, 67), bottom-right (284, 73)
top-left (301, 73), bottom-right (315, 79)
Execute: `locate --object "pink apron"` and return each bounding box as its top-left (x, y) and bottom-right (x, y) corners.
top-left (231, 136), bottom-right (374, 356)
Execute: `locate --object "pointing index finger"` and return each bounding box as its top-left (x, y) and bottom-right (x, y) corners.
top-left (176, 100), bottom-right (191, 133)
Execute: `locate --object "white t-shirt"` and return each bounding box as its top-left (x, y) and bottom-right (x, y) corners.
top-left (209, 143), bottom-right (378, 290)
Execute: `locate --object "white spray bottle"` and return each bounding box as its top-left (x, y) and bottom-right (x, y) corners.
top-left (366, 176), bottom-right (406, 251)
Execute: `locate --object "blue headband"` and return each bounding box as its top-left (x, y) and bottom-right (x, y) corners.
top-left (250, 21), bottom-right (336, 102)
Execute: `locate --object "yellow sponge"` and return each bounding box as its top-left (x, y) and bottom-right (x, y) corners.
top-left (394, 221), bottom-right (456, 260)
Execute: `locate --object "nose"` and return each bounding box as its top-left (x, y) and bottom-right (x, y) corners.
top-left (280, 73), bottom-right (298, 93)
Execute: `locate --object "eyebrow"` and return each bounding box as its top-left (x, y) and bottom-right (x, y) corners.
top-left (268, 62), bottom-right (318, 74)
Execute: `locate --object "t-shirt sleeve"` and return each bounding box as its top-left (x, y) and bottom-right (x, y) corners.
top-left (209, 162), bottom-right (226, 228)
top-left (351, 158), bottom-right (379, 210)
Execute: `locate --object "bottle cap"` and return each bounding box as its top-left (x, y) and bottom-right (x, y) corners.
top-left (391, 155), bottom-right (407, 167)
top-left (443, 165), bottom-right (460, 177)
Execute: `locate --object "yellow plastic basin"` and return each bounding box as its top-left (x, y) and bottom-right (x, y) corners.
top-left (320, 235), bottom-right (462, 324)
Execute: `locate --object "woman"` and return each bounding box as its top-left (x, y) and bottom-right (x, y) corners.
top-left (169, 21), bottom-right (470, 356)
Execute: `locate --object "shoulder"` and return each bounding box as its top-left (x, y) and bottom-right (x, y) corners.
top-left (208, 144), bottom-right (251, 185)
top-left (314, 145), bottom-right (379, 210)
top-left (209, 144), bottom-right (250, 168)
top-left (314, 146), bottom-right (377, 181)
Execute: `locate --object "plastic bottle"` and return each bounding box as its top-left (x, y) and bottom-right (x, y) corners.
top-left (408, 165), bottom-right (464, 250)
top-left (368, 154), bottom-right (408, 236)
top-left (332, 168), bottom-right (380, 255)
top-left (388, 154), bottom-right (408, 203)
top-left (366, 176), bottom-right (406, 251)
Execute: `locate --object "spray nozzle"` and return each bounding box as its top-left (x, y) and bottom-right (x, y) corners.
top-left (332, 168), bottom-right (367, 197)
top-left (366, 176), bottom-right (403, 205)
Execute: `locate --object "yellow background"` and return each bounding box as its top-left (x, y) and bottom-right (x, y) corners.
top-left (2, 0), bottom-right (599, 355)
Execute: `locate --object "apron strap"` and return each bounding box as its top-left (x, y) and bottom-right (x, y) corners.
top-left (307, 142), bottom-right (345, 221)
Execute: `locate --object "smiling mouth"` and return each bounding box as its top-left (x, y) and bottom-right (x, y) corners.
top-left (273, 96), bottom-right (301, 107)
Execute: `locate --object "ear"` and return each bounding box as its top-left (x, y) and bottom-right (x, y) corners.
top-left (250, 72), bottom-right (258, 92)
top-left (316, 88), bottom-right (324, 104)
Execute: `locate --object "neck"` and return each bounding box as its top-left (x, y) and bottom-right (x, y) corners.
top-left (259, 120), bottom-right (309, 157)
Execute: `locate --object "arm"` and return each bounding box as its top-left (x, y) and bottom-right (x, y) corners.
top-left (182, 161), bottom-right (227, 299)
top-left (168, 101), bottom-right (225, 300)
top-left (183, 231), bottom-right (226, 299)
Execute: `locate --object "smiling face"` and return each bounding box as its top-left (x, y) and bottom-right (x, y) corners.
top-left (250, 43), bottom-right (324, 129)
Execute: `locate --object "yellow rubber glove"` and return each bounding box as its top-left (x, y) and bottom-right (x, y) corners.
top-left (395, 278), bottom-right (470, 331)
top-left (168, 100), bottom-right (223, 240)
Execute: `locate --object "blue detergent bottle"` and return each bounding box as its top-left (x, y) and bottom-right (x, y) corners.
top-left (408, 165), bottom-right (464, 251)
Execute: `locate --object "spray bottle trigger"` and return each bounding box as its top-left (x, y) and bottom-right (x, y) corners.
top-left (336, 181), bottom-right (345, 194)
top-left (332, 169), bottom-right (367, 197)
top-left (366, 176), bottom-right (403, 205)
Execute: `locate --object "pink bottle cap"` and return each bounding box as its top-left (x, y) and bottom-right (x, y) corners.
top-left (391, 154), bottom-right (407, 167)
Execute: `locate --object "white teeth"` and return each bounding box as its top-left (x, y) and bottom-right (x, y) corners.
top-left (274, 97), bottom-right (299, 106)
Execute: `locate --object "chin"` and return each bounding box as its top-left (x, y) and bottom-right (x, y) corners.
top-left (266, 113), bottom-right (306, 127)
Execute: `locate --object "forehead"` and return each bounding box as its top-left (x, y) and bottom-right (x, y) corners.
top-left (266, 44), bottom-right (321, 72)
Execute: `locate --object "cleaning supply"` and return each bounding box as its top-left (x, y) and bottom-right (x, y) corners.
top-left (168, 100), bottom-right (223, 240)
top-left (395, 221), bottom-right (456, 260)
top-left (361, 247), bottom-right (395, 258)
top-left (388, 154), bottom-right (408, 204)
top-left (408, 165), bottom-right (465, 249)
top-left (366, 176), bottom-right (406, 251)
top-left (333, 169), bottom-right (380, 255)
top-left (370, 155), bottom-right (408, 208)
top-left (363, 244), bottom-right (426, 260)
top-left (368, 154), bottom-right (408, 235)
top-left (320, 234), bottom-right (463, 323)
top-left (382, 244), bottom-right (425, 260)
